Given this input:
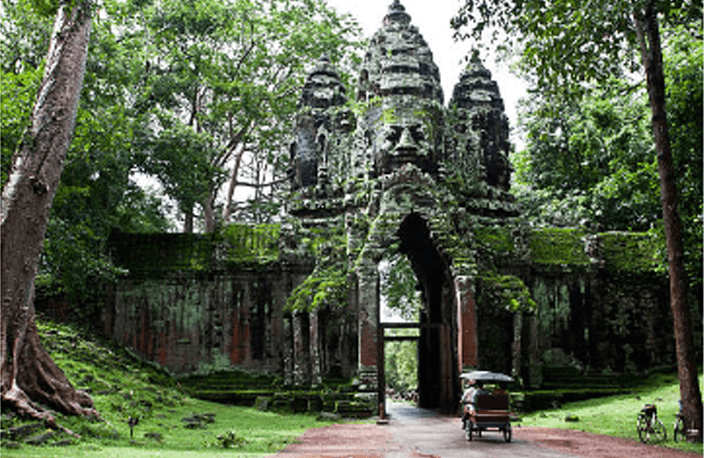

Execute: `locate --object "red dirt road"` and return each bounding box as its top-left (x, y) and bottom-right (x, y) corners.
top-left (270, 402), bottom-right (703, 458)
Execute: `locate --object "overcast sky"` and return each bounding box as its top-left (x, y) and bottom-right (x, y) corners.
top-left (325, 0), bottom-right (527, 135)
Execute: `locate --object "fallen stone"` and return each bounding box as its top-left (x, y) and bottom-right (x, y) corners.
top-left (144, 432), bottom-right (163, 441)
top-left (26, 431), bottom-right (54, 445)
top-left (317, 411), bottom-right (341, 421)
top-left (5, 422), bottom-right (43, 441)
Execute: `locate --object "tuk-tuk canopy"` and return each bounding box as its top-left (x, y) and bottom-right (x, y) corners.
top-left (460, 371), bottom-right (514, 383)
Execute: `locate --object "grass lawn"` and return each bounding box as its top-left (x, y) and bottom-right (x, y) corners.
top-left (519, 371), bottom-right (704, 455)
top-left (0, 320), bottom-right (344, 458)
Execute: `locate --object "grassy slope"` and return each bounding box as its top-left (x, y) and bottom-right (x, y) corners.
top-left (0, 319), bottom-right (339, 458)
top-left (520, 371), bottom-right (704, 455)
top-left (1, 319), bottom-right (701, 457)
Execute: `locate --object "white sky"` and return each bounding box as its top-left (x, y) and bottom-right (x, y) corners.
top-left (325, 0), bottom-right (528, 138)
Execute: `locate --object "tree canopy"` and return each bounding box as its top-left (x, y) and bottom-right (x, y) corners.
top-left (1, 0), bottom-right (363, 309)
top-left (452, 0), bottom-right (703, 441)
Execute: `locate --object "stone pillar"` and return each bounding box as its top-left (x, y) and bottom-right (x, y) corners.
top-left (454, 275), bottom-right (478, 369)
top-left (309, 308), bottom-right (322, 386)
top-left (528, 313), bottom-right (542, 388)
top-left (512, 312), bottom-right (523, 379)
top-left (292, 311), bottom-right (310, 386)
top-left (357, 264), bottom-right (379, 387)
top-left (283, 314), bottom-right (294, 386)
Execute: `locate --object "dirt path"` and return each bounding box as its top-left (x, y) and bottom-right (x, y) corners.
top-left (270, 402), bottom-right (703, 458)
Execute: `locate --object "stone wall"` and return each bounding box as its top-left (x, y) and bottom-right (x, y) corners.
top-left (472, 227), bottom-right (702, 387)
top-left (101, 231), bottom-right (360, 381)
top-left (91, 225), bottom-right (702, 389)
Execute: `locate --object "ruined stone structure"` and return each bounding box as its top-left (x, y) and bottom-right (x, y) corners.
top-left (286, 0), bottom-right (522, 410)
top-left (88, 0), bottom-right (699, 416)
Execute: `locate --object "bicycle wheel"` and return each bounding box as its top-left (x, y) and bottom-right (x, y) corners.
top-left (637, 415), bottom-right (648, 443)
top-left (465, 421), bottom-right (473, 441)
top-left (674, 416), bottom-right (685, 442)
top-left (651, 417), bottom-right (667, 442)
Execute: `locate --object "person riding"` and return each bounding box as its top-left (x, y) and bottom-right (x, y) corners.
top-left (461, 379), bottom-right (477, 406)
top-left (473, 381), bottom-right (489, 406)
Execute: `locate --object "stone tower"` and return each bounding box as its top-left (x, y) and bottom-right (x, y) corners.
top-left (287, 0), bottom-right (526, 411)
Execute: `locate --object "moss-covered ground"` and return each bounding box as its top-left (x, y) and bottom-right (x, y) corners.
top-left (0, 319), bottom-right (341, 458)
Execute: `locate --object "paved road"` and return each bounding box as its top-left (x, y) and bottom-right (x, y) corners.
top-left (273, 401), bottom-right (581, 458)
top-left (382, 401), bottom-right (580, 458)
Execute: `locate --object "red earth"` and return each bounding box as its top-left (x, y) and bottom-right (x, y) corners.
top-left (270, 404), bottom-right (703, 458)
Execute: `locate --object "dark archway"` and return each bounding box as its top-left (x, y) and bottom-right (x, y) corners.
top-left (397, 213), bottom-right (456, 409)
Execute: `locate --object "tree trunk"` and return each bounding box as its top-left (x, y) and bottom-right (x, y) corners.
top-left (222, 143), bottom-right (246, 224)
top-left (183, 205), bottom-right (194, 233)
top-left (1, 1), bottom-right (97, 428)
top-left (634, 3), bottom-right (703, 442)
top-left (203, 188), bottom-right (217, 233)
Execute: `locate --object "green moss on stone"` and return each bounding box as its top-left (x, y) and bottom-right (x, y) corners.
top-left (221, 223), bottom-right (280, 263)
top-left (475, 226), bottom-right (514, 254)
top-left (529, 228), bottom-right (590, 266)
top-left (478, 272), bottom-right (536, 313)
top-left (601, 232), bottom-right (663, 273)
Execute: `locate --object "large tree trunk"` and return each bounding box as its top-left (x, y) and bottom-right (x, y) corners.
top-left (634, 2), bottom-right (703, 442)
top-left (1, 0), bottom-right (97, 429)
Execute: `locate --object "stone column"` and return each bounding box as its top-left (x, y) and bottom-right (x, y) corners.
top-left (309, 308), bottom-right (322, 386)
top-left (357, 263), bottom-right (379, 388)
top-left (528, 313), bottom-right (542, 388)
top-left (283, 314), bottom-right (294, 386)
top-left (292, 311), bottom-right (310, 386)
top-left (454, 275), bottom-right (478, 369)
top-left (512, 312), bottom-right (523, 379)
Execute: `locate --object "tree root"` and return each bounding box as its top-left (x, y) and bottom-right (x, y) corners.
top-left (2, 306), bottom-right (99, 438)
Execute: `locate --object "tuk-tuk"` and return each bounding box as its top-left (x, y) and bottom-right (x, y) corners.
top-left (460, 371), bottom-right (514, 443)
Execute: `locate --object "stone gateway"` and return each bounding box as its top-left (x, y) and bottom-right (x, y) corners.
top-left (92, 0), bottom-right (697, 416)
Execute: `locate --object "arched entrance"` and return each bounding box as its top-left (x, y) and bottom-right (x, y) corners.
top-left (358, 211), bottom-right (467, 415)
top-left (397, 213), bottom-right (454, 409)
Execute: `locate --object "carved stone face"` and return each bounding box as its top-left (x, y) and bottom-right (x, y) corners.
top-left (375, 120), bottom-right (428, 173)
top-left (370, 101), bottom-right (439, 175)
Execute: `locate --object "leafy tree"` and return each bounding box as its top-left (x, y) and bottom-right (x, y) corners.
top-left (2, 0), bottom-right (173, 312)
top-left (381, 252), bottom-right (421, 322)
top-left (385, 336), bottom-right (418, 394)
top-left (1, 0), bottom-right (98, 430)
top-left (452, 0), bottom-right (702, 440)
top-left (126, 0), bottom-right (362, 232)
top-left (514, 78), bottom-right (659, 231)
top-left (0, 0), bottom-right (52, 182)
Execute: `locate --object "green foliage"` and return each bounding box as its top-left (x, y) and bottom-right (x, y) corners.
top-left (513, 78), bottom-right (659, 231)
top-left (664, 24), bottom-right (704, 288)
top-left (0, 0), bottom-right (51, 182)
top-left (601, 232), bottom-right (665, 273)
top-left (121, 0), bottom-right (363, 227)
top-left (385, 330), bottom-right (418, 393)
top-left (380, 252), bottom-right (421, 321)
top-left (479, 272), bottom-right (536, 313)
top-left (451, 0), bottom-right (700, 100)
top-left (529, 228), bottom-right (590, 267)
top-left (475, 226), bottom-right (515, 255)
top-left (286, 226), bottom-right (348, 312)
top-left (221, 222), bottom-right (280, 263)
top-left (286, 265), bottom-right (347, 312)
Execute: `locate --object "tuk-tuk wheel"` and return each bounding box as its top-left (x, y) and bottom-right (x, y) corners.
top-left (503, 423), bottom-right (512, 443)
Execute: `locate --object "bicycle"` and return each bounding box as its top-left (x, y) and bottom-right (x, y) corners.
top-left (636, 404), bottom-right (666, 443)
top-left (673, 400), bottom-right (686, 442)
